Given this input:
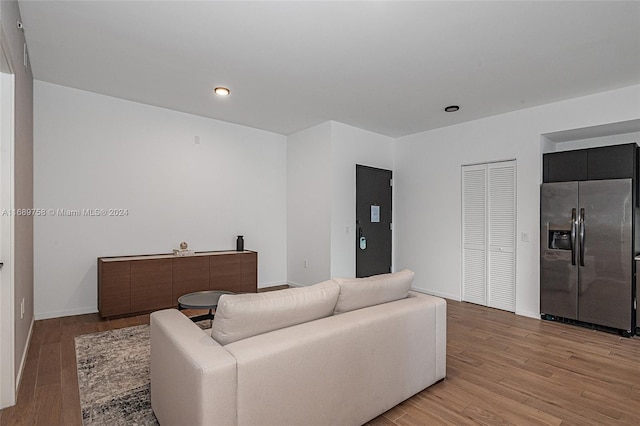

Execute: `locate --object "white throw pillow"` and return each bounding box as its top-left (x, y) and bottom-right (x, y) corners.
top-left (211, 280), bottom-right (340, 345)
top-left (333, 269), bottom-right (415, 314)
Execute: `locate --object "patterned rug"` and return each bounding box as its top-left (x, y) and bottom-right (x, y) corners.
top-left (75, 325), bottom-right (158, 425)
top-left (75, 321), bottom-right (210, 425)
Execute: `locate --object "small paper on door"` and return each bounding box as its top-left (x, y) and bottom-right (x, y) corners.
top-left (371, 205), bottom-right (380, 223)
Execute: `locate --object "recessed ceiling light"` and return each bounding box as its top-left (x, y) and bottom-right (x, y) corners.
top-left (444, 105), bottom-right (460, 112)
top-left (214, 87), bottom-right (230, 96)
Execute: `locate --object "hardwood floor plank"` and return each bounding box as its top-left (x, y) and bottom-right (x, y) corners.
top-left (34, 342), bottom-right (60, 388)
top-left (445, 362), bottom-right (528, 406)
top-left (33, 384), bottom-right (62, 426)
top-left (446, 371), bottom-right (563, 425)
top-left (400, 387), bottom-right (478, 425)
top-left (378, 405), bottom-right (406, 422)
top-left (500, 376), bottom-right (625, 423)
top-left (394, 408), bottom-right (459, 426)
top-left (524, 358), bottom-right (634, 399)
top-left (60, 333), bottom-right (81, 426)
top-left (365, 415), bottom-right (397, 426)
top-left (523, 396), bottom-right (625, 426)
top-left (580, 388), bottom-right (640, 420)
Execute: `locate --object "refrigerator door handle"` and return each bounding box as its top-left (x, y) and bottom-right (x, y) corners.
top-left (579, 207), bottom-right (585, 267)
top-left (571, 208), bottom-right (577, 266)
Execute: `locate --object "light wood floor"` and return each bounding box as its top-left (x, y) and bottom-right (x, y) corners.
top-left (1, 299), bottom-right (639, 425)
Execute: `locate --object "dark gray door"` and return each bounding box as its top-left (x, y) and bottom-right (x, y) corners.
top-left (356, 165), bottom-right (392, 277)
top-left (540, 182), bottom-right (579, 320)
top-left (577, 179), bottom-right (632, 331)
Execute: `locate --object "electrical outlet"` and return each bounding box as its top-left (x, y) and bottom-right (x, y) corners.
top-left (20, 298), bottom-right (24, 319)
top-left (304, 259), bottom-right (309, 268)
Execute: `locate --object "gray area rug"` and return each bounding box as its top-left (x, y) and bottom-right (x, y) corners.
top-left (75, 321), bottom-right (211, 425)
top-left (75, 325), bottom-right (158, 425)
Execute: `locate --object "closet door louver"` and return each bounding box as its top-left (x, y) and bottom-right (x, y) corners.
top-left (462, 165), bottom-right (487, 305)
top-left (487, 162), bottom-right (516, 311)
top-left (462, 161), bottom-right (516, 312)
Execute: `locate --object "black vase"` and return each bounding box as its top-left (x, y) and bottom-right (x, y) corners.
top-left (236, 235), bottom-right (244, 251)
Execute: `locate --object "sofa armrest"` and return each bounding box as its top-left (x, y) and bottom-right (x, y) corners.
top-left (150, 309), bottom-right (237, 426)
top-left (408, 291), bottom-right (447, 378)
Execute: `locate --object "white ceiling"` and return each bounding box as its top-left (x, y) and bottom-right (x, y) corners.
top-left (17, 1), bottom-right (640, 137)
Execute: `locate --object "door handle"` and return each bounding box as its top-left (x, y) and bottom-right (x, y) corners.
top-left (578, 208), bottom-right (585, 267)
top-left (358, 227), bottom-right (366, 250)
top-left (570, 208), bottom-right (577, 266)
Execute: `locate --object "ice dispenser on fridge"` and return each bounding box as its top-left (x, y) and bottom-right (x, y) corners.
top-left (549, 230), bottom-right (572, 250)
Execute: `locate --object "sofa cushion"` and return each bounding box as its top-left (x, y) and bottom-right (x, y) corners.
top-left (211, 280), bottom-right (340, 345)
top-left (333, 269), bottom-right (415, 314)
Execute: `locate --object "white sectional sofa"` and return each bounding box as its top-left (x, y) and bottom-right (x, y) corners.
top-left (150, 269), bottom-right (446, 426)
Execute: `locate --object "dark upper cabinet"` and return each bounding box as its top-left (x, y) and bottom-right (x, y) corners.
top-left (543, 143), bottom-right (637, 183)
top-left (544, 150), bottom-right (588, 182)
top-left (587, 143), bottom-right (636, 180)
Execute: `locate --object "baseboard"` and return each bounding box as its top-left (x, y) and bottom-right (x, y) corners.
top-left (516, 309), bottom-right (540, 320)
top-left (286, 281), bottom-right (305, 288)
top-left (258, 284), bottom-right (290, 292)
top-left (411, 287), bottom-right (461, 301)
top-left (15, 316), bottom-right (34, 396)
top-left (35, 306), bottom-right (97, 320)
top-left (257, 281), bottom-right (289, 289)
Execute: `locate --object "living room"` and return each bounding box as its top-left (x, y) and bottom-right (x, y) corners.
top-left (1, 1), bottom-right (640, 425)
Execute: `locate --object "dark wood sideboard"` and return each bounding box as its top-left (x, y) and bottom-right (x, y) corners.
top-left (98, 250), bottom-right (257, 318)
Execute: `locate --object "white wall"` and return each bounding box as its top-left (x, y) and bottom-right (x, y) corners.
top-left (34, 81), bottom-right (287, 319)
top-left (548, 131), bottom-right (640, 152)
top-left (287, 121), bottom-right (394, 285)
top-left (395, 85), bottom-right (640, 319)
top-left (287, 122), bottom-right (332, 286)
top-left (329, 122), bottom-right (394, 278)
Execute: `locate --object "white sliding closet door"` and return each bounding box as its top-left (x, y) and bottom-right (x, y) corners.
top-left (487, 162), bottom-right (516, 311)
top-left (462, 164), bottom-right (487, 305)
top-left (462, 161), bottom-right (516, 312)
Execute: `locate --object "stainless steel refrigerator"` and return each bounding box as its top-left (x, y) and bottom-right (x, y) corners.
top-left (540, 178), bottom-right (634, 335)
